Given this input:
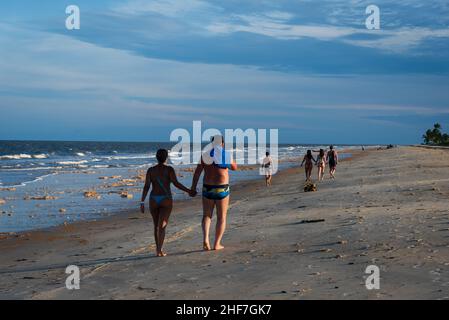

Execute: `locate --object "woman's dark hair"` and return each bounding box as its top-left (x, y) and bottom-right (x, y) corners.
top-left (306, 149), bottom-right (312, 159)
top-left (329, 145), bottom-right (334, 150)
top-left (319, 149), bottom-right (325, 158)
top-left (156, 149), bottom-right (168, 164)
top-left (266, 151), bottom-right (270, 156)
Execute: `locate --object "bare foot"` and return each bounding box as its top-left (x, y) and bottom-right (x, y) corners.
top-left (214, 244), bottom-right (225, 250)
top-left (203, 242), bottom-right (211, 251)
top-left (157, 251), bottom-right (167, 257)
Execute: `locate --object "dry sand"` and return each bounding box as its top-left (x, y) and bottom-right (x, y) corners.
top-left (0, 146), bottom-right (448, 300)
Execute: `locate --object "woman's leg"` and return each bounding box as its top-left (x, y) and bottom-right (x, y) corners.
top-left (306, 164), bottom-right (312, 180)
top-left (156, 200), bottom-right (173, 256)
top-left (149, 201), bottom-right (160, 255)
top-left (305, 165), bottom-right (311, 180)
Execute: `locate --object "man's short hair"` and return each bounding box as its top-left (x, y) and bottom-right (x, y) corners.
top-left (211, 135), bottom-right (224, 145)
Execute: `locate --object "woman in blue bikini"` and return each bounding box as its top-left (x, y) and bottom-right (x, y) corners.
top-left (140, 149), bottom-right (195, 257)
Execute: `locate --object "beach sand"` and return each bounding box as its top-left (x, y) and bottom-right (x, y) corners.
top-left (0, 146), bottom-right (448, 300)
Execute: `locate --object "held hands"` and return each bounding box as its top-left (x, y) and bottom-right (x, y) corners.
top-left (189, 188), bottom-right (198, 197)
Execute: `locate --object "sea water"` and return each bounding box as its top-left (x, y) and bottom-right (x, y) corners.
top-left (0, 141), bottom-right (371, 232)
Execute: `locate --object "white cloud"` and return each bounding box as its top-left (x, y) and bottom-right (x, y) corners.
top-left (113, 0), bottom-right (221, 17)
top-left (297, 104), bottom-right (449, 115)
top-left (345, 27), bottom-right (449, 53)
top-left (207, 14), bottom-right (360, 41)
top-left (206, 11), bottom-right (449, 53)
top-left (1, 23), bottom-right (449, 131)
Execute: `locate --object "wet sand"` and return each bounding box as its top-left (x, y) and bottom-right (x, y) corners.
top-left (0, 146), bottom-right (448, 299)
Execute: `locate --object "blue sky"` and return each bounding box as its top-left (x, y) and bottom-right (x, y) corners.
top-left (1, 0), bottom-right (449, 144)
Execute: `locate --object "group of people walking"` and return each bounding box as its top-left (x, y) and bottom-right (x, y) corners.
top-left (140, 139), bottom-right (338, 257)
top-left (300, 146), bottom-right (338, 181)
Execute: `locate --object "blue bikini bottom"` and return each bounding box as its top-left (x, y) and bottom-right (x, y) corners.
top-left (150, 194), bottom-right (172, 206)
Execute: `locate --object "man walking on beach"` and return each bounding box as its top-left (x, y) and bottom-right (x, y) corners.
top-left (327, 145), bottom-right (338, 179)
top-left (261, 151), bottom-right (273, 186)
top-left (191, 135), bottom-right (238, 251)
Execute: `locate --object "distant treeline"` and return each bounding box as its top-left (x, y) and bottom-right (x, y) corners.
top-left (423, 123), bottom-right (449, 146)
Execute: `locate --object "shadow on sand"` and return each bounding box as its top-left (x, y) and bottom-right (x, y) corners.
top-left (0, 249), bottom-right (204, 275)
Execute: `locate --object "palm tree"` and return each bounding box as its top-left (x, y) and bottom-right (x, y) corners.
top-left (442, 133), bottom-right (449, 146)
top-left (423, 123), bottom-right (446, 145)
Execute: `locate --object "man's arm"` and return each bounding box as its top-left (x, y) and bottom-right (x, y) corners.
top-left (230, 159), bottom-right (238, 171)
top-left (191, 161), bottom-right (204, 191)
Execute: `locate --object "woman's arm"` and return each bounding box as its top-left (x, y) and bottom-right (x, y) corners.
top-left (140, 169), bottom-right (152, 213)
top-left (300, 156), bottom-right (306, 166)
top-left (169, 167), bottom-right (192, 194)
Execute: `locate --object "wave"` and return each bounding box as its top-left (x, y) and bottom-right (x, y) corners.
top-left (91, 165), bottom-right (110, 169)
top-left (0, 172), bottom-right (59, 188)
top-left (75, 152), bottom-right (86, 157)
top-left (107, 154), bottom-right (155, 161)
top-left (0, 166), bottom-right (63, 171)
top-left (0, 154), bottom-right (33, 160)
top-left (0, 153), bottom-right (49, 160)
top-left (57, 160), bottom-right (89, 166)
top-left (32, 154), bottom-right (49, 159)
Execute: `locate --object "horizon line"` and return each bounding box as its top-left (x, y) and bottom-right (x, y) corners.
top-left (0, 138), bottom-right (393, 146)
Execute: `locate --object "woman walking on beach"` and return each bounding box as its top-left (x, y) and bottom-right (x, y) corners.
top-left (140, 149), bottom-right (195, 257)
top-left (261, 151), bottom-right (273, 186)
top-left (300, 150), bottom-right (316, 181)
top-left (327, 145), bottom-right (338, 179)
top-left (316, 149), bottom-right (326, 181)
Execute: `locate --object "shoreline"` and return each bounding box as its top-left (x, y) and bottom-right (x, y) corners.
top-left (0, 149), bottom-right (359, 240)
top-left (1, 145), bottom-right (360, 234)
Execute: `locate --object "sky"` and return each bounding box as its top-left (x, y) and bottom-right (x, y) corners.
top-left (1, 0), bottom-right (449, 144)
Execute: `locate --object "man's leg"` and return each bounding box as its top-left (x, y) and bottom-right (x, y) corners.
top-left (214, 196), bottom-right (230, 250)
top-left (202, 197), bottom-right (215, 250)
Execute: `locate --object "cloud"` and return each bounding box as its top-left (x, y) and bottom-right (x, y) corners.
top-left (206, 12), bottom-right (361, 41)
top-left (296, 104), bottom-right (449, 115)
top-left (205, 11), bottom-right (449, 53)
top-left (345, 27), bottom-right (449, 53)
top-left (113, 0), bottom-right (221, 18)
top-left (2, 13), bottom-right (449, 143)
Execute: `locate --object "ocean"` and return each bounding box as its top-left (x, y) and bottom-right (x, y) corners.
top-left (0, 141), bottom-right (369, 232)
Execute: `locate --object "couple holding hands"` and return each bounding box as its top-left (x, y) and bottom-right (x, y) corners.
top-left (140, 136), bottom-right (237, 257)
